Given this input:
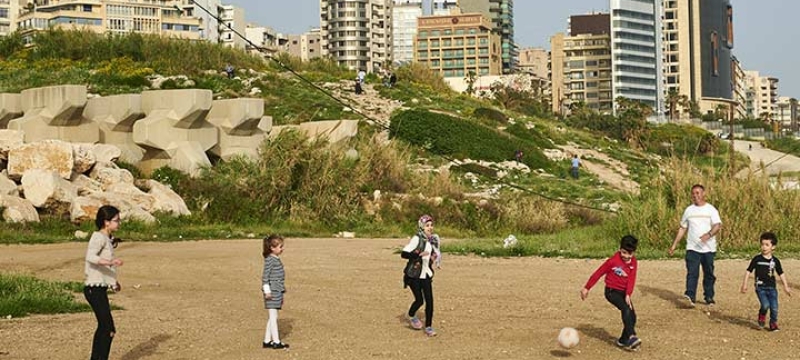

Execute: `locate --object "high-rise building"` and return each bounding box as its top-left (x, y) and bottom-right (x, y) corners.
top-left (414, 12), bottom-right (502, 78)
top-left (16, 0), bottom-right (202, 40)
top-left (610, 0), bottom-right (662, 115)
top-left (320, 0), bottom-right (393, 73)
top-left (518, 47), bottom-right (548, 80)
top-left (731, 55), bottom-right (748, 119)
top-left (219, 4), bottom-right (245, 49)
top-left (431, 0), bottom-right (458, 15)
top-left (551, 14), bottom-right (613, 114)
top-left (392, 0), bottom-right (423, 65)
top-left (661, 0), bottom-right (735, 116)
top-left (0, 0), bottom-right (25, 36)
top-left (458, 0), bottom-right (515, 73)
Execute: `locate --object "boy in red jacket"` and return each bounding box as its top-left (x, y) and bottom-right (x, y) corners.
top-left (580, 235), bottom-right (641, 350)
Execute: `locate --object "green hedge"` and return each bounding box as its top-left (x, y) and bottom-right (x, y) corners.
top-left (389, 109), bottom-right (551, 171)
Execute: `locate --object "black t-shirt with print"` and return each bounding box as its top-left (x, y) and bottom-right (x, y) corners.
top-left (746, 254), bottom-right (784, 288)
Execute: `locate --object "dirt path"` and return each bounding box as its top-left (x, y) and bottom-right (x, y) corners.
top-left (560, 145), bottom-right (640, 194)
top-left (1, 239), bottom-right (798, 359)
top-left (733, 140), bottom-right (800, 177)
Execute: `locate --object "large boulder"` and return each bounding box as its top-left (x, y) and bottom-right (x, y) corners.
top-left (91, 144), bottom-right (122, 164)
top-left (0, 195), bottom-right (39, 223)
top-left (0, 170), bottom-right (18, 196)
top-left (105, 182), bottom-right (156, 212)
top-left (70, 173), bottom-right (104, 196)
top-left (0, 129), bottom-right (24, 160)
top-left (20, 169), bottom-right (77, 208)
top-left (136, 179), bottom-right (190, 216)
top-left (89, 161), bottom-right (134, 189)
top-left (72, 143), bottom-right (98, 174)
top-left (7, 140), bottom-right (74, 179)
top-left (70, 192), bottom-right (156, 224)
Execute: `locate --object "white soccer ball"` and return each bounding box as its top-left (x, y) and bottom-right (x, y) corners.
top-left (557, 327), bottom-right (580, 349)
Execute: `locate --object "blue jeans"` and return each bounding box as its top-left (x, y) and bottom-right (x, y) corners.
top-left (755, 287), bottom-right (779, 324)
top-left (685, 250), bottom-right (716, 303)
top-left (570, 167), bottom-right (579, 179)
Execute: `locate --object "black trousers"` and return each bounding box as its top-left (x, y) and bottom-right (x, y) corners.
top-left (84, 286), bottom-right (116, 360)
top-left (407, 277), bottom-right (434, 327)
top-left (604, 287), bottom-right (636, 342)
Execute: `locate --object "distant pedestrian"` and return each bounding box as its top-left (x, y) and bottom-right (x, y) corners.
top-left (354, 78), bottom-right (363, 95)
top-left (389, 72), bottom-right (397, 87)
top-left (570, 154), bottom-right (581, 179)
top-left (225, 64), bottom-right (235, 79)
top-left (357, 69), bottom-right (366, 84)
top-left (515, 149), bottom-right (523, 163)
top-left (749, 144), bottom-right (753, 151)
top-left (262, 235), bottom-right (289, 349)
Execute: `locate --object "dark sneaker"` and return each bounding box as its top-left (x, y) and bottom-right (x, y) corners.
top-left (272, 342), bottom-right (290, 349)
top-left (626, 336), bottom-right (642, 350)
top-left (705, 299), bottom-right (715, 306)
top-left (263, 341), bottom-right (273, 348)
top-left (683, 294), bottom-right (696, 308)
top-left (758, 314), bottom-right (766, 328)
top-left (769, 323), bottom-right (779, 332)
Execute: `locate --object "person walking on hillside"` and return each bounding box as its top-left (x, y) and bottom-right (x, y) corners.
top-left (669, 184), bottom-right (722, 307)
top-left (84, 205), bottom-right (124, 360)
top-left (570, 154), bottom-right (581, 179)
top-left (401, 215), bottom-right (441, 337)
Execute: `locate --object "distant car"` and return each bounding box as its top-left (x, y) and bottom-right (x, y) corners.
top-left (718, 132), bottom-right (731, 139)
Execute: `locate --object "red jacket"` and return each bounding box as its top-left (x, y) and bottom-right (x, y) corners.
top-left (584, 251), bottom-right (638, 296)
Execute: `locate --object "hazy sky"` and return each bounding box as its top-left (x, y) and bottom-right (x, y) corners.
top-left (225, 0), bottom-right (799, 96)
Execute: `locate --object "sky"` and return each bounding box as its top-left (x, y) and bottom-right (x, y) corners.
top-left (226, 0), bottom-right (800, 96)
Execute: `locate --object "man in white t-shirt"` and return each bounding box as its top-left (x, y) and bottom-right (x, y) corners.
top-left (669, 184), bottom-right (722, 307)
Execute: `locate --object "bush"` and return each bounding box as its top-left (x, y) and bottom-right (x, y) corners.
top-left (641, 123), bottom-right (720, 157)
top-left (389, 109), bottom-right (552, 171)
top-left (473, 107), bottom-right (508, 124)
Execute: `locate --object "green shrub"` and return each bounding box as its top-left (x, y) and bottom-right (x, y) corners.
top-left (473, 107), bottom-right (508, 123)
top-left (641, 123), bottom-right (720, 157)
top-left (389, 109), bottom-right (552, 171)
top-left (151, 166), bottom-right (190, 191)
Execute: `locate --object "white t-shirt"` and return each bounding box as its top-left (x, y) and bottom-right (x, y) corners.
top-left (680, 203), bottom-right (722, 253)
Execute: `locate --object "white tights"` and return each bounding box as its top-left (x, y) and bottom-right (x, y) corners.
top-left (264, 309), bottom-right (280, 343)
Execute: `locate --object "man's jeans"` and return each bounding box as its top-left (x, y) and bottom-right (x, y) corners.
top-left (685, 250), bottom-right (716, 303)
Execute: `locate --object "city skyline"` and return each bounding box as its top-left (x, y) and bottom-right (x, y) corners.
top-left (225, 0), bottom-right (800, 97)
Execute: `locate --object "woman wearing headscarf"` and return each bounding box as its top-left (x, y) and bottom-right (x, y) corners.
top-left (400, 214), bottom-right (441, 337)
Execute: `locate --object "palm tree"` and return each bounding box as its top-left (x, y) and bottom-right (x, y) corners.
top-left (666, 88), bottom-right (689, 122)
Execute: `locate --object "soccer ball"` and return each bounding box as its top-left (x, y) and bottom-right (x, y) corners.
top-left (557, 327), bottom-right (580, 349)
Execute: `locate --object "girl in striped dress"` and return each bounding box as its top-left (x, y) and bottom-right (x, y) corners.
top-left (262, 235), bottom-right (289, 349)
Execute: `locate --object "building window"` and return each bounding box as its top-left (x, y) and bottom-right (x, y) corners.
top-left (726, 5), bottom-right (734, 48)
top-left (710, 31), bottom-right (719, 77)
top-left (83, 5), bottom-right (92, 12)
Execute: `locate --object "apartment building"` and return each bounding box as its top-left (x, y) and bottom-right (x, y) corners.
top-left (287, 29), bottom-right (321, 61)
top-left (518, 47), bottom-right (549, 96)
top-left (775, 96), bottom-right (798, 131)
top-left (176, 0), bottom-right (221, 41)
top-left (414, 12), bottom-right (501, 78)
top-left (0, 0), bottom-right (25, 36)
top-left (16, 0), bottom-right (202, 40)
top-left (745, 70), bottom-right (779, 120)
top-left (244, 25), bottom-right (288, 56)
top-left (551, 14), bottom-right (613, 114)
top-left (458, 0), bottom-right (516, 73)
top-left (731, 55), bottom-right (748, 119)
top-left (320, 0), bottom-right (392, 73)
top-left (218, 4), bottom-right (245, 49)
top-left (661, 0), bottom-right (735, 116)
top-left (610, 0), bottom-right (662, 114)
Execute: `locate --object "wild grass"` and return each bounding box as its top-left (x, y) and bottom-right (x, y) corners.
top-left (0, 273), bottom-right (90, 317)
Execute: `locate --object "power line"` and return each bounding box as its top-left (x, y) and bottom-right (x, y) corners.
top-left (185, 0), bottom-right (617, 214)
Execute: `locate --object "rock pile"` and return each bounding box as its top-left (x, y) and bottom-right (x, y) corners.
top-left (0, 132), bottom-right (189, 223)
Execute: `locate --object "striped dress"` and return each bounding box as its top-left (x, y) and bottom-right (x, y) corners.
top-left (262, 255), bottom-right (286, 309)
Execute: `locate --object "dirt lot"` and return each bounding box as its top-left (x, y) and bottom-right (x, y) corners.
top-left (0, 238), bottom-right (798, 360)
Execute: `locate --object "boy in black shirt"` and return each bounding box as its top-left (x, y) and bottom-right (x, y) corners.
top-left (740, 232), bottom-right (793, 331)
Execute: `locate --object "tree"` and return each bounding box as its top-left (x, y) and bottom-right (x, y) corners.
top-left (615, 96), bottom-right (652, 145)
top-left (463, 71), bottom-right (477, 96)
top-left (666, 88), bottom-right (689, 122)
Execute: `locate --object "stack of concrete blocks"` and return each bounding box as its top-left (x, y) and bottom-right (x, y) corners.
top-left (6, 85), bottom-right (99, 143)
top-left (133, 89), bottom-right (217, 176)
top-left (83, 94), bottom-right (146, 164)
top-left (206, 98), bottom-right (272, 161)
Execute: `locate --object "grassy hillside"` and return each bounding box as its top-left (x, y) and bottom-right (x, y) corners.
top-left (2, 30), bottom-right (795, 259)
